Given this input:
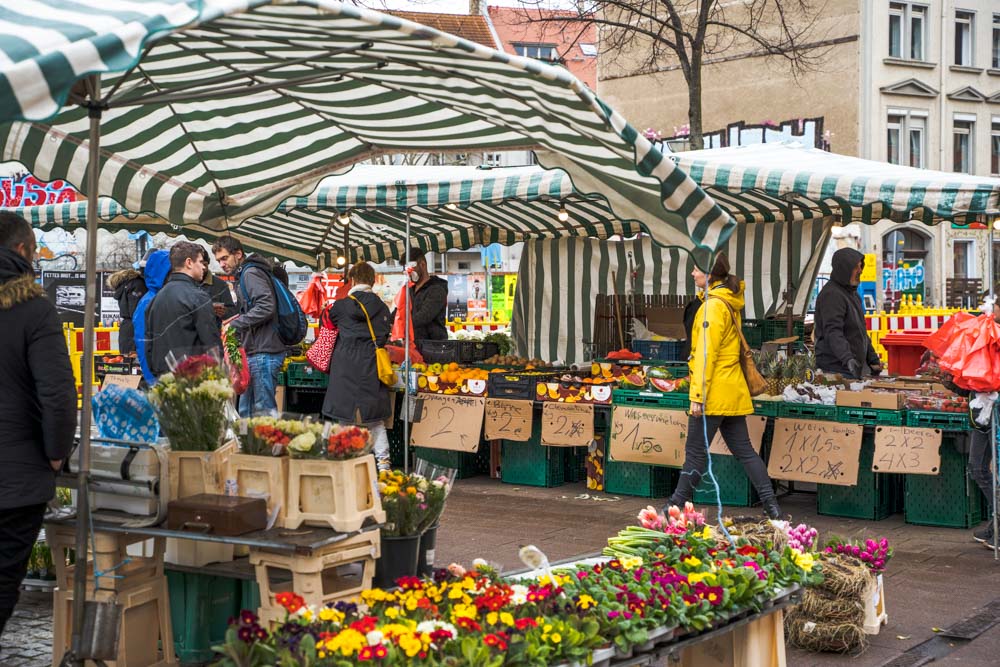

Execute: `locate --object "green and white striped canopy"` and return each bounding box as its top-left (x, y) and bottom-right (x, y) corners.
top-left (673, 142), bottom-right (1000, 225)
top-left (0, 0), bottom-right (732, 266)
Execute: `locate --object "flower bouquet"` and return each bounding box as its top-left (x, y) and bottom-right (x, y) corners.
top-left (377, 469), bottom-right (427, 538)
top-left (223, 326), bottom-right (250, 395)
top-left (285, 424), bottom-right (371, 460)
top-left (412, 459), bottom-right (457, 533)
top-left (237, 416), bottom-right (323, 457)
top-left (148, 352), bottom-right (233, 452)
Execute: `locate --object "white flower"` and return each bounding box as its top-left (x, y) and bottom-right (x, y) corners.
top-left (472, 558), bottom-right (488, 569)
top-left (366, 630), bottom-right (383, 646)
top-left (288, 433), bottom-right (316, 452)
top-left (509, 584), bottom-right (529, 605)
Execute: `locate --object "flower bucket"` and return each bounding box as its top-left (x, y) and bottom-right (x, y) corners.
top-left (416, 523), bottom-right (438, 576)
top-left (373, 534), bottom-right (420, 589)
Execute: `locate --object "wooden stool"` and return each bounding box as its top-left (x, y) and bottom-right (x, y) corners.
top-left (250, 529), bottom-right (379, 617)
top-left (45, 523), bottom-right (164, 592)
top-left (51, 576), bottom-right (177, 667)
top-left (285, 455), bottom-right (385, 531)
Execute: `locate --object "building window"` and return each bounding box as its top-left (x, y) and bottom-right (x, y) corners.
top-left (513, 43), bottom-right (558, 61)
top-left (992, 120), bottom-right (1000, 175)
top-left (993, 14), bottom-right (1000, 69)
top-left (579, 43), bottom-right (597, 57)
top-left (483, 152), bottom-right (503, 167)
top-left (889, 2), bottom-right (927, 60)
top-left (887, 111), bottom-right (927, 167)
top-left (955, 10), bottom-right (975, 66)
top-left (953, 240), bottom-right (975, 279)
top-left (953, 119), bottom-right (974, 173)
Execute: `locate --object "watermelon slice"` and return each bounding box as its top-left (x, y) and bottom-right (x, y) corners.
top-left (649, 377), bottom-right (677, 392)
top-left (623, 372), bottom-right (645, 388)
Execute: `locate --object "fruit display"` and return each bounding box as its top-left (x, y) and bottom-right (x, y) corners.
top-left (481, 354), bottom-right (552, 368)
top-left (605, 347), bottom-right (643, 361)
top-left (904, 393), bottom-right (969, 413)
top-left (647, 366), bottom-right (689, 393)
top-left (535, 374), bottom-right (615, 404)
top-left (754, 351), bottom-right (815, 396)
top-left (415, 363), bottom-right (489, 395)
top-left (591, 361), bottom-right (645, 386)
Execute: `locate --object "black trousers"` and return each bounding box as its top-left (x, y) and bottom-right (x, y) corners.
top-left (669, 415), bottom-right (776, 506)
top-left (0, 503), bottom-right (47, 640)
top-left (969, 429), bottom-right (995, 516)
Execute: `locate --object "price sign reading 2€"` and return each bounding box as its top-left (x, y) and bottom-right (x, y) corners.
top-left (409, 394), bottom-right (486, 452)
top-left (608, 406), bottom-right (688, 467)
top-left (541, 403), bottom-right (594, 447)
top-left (484, 399), bottom-right (534, 442)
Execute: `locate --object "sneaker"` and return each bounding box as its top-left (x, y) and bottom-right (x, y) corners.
top-left (973, 522), bottom-right (994, 544)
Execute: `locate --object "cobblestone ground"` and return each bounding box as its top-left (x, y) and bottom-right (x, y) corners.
top-left (5, 481), bottom-right (1000, 666)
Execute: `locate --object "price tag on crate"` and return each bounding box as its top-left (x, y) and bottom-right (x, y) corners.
top-left (872, 426), bottom-right (942, 475)
top-left (709, 415), bottom-right (767, 455)
top-left (410, 394), bottom-right (485, 452)
top-left (608, 406), bottom-right (687, 467)
top-left (484, 399), bottom-right (533, 442)
top-left (767, 418), bottom-right (863, 486)
top-left (541, 402), bottom-right (594, 447)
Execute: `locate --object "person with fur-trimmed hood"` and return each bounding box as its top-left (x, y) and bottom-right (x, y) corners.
top-left (106, 258), bottom-right (148, 355)
top-left (0, 212), bottom-right (76, 649)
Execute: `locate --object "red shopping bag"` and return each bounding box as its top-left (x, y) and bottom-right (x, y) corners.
top-left (306, 307), bottom-right (338, 372)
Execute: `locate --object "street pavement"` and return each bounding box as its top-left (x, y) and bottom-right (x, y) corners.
top-left (5, 478), bottom-right (999, 666)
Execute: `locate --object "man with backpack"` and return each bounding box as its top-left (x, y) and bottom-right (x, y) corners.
top-left (213, 237), bottom-right (305, 417)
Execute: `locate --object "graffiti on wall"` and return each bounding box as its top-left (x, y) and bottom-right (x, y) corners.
top-left (649, 117), bottom-right (831, 152)
top-left (0, 173), bottom-right (79, 207)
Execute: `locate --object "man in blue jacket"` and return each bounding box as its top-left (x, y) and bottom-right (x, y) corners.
top-left (0, 212), bottom-right (76, 648)
top-left (212, 237), bottom-right (285, 417)
top-left (133, 249), bottom-right (171, 385)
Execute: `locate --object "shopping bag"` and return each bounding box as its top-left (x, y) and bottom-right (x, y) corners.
top-left (306, 307), bottom-right (339, 373)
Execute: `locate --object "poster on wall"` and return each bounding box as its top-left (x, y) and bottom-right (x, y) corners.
top-left (466, 272), bottom-right (488, 321)
top-left (42, 271), bottom-right (100, 326)
top-left (447, 274), bottom-right (468, 321)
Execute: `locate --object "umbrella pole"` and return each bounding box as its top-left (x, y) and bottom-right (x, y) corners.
top-left (403, 211), bottom-right (411, 474)
top-left (784, 196), bottom-right (794, 337)
top-left (70, 75), bottom-right (102, 666)
top-left (990, 215), bottom-right (998, 561)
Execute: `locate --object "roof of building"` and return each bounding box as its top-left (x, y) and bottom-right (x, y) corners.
top-left (390, 11), bottom-right (498, 48)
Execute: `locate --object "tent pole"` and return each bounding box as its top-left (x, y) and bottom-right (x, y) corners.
top-left (70, 74), bottom-right (102, 667)
top-left (783, 195), bottom-right (795, 337)
top-left (990, 214), bottom-right (998, 561)
top-left (403, 211), bottom-right (411, 474)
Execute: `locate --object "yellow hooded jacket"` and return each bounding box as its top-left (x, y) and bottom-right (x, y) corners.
top-left (688, 281), bottom-right (753, 416)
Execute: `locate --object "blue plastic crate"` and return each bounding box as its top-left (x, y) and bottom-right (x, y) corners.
top-left (631, 339), bottom-right (685, 361)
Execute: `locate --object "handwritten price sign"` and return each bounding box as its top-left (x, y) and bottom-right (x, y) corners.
top-left (484, 399), bottom-right (534, 442)
top-left (409, 394), bottom-right (485, 452)
top-left (767, 419), bottom-right (863, 486)
top-left (608, 406), bottom-right (687, 467)
top-left (541, 403), bottom-right (594, 447)
top-left (709, 416), bottom-right (767, 455)
top-left (872, 426), bottom-right (941, 475)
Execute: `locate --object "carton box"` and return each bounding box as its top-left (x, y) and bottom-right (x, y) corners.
top-left (644, 306), bottom-right (686, 340)
top-left (836, 390), bottom-right (905, 410)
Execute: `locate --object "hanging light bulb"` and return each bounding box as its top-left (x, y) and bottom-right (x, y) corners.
top-left (338, 211), bottom-right (350, 226)
top-left (993, 219), bottom-right (1000, 231)
top-left (557, 207), bottom-right (569, 222)
top-left (336, 254), bottom-right (346, 266)
top-left (445, 202), bottom-right (458, 210)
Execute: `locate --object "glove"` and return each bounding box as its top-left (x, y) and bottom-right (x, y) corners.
top-left (847, 359), bottom-right (862, 379)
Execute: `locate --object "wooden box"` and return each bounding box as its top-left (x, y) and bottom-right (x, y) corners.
top-left (166, 493), bottom-right (267, 536)
top-left (677, 609), bottom-right (786, 667)
top-left (168, 440), bottom-right (236, 501)
top-left (285, 455), bottom-right (385, 531)
top-left (226, 454), bottom-right (289, 528)
top-left (45, 523), bottom-right (164, 592)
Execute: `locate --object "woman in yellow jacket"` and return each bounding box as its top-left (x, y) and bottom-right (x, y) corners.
top-left (667, 254), bottom-right (782, 520)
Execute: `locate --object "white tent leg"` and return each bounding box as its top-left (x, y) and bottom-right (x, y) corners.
top-left (403, 211), bottom-right (411, 473)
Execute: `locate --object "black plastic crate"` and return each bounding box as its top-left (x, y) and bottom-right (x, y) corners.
top-left (487, 370), bottom-right (561, 400)
top-left (564, 446), bottom-right (587, 483)
top-left (459, 341), bottom-right (500, 363)
top-left (417, 340), bottom-right (462, 364)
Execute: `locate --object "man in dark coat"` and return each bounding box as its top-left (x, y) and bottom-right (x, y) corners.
top-left (213, 237), bottom-right (285, 417)
top-left (406, 248), bottom-right (448, 342)
top-left (322, 262), bottom-right (393, 470)
top-left (814, 247), bottom-right (882, 378)
top-left (0, 212), bottom-right (76, 646)
top-left (198, 247), bottom-right (237, 327)
top-left (106, 262), bottom-right (147, 355)
top-left (146, 242), bottom-right (222, 378)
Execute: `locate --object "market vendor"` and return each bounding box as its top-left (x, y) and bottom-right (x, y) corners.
top-left (814, 248), bottom-right (882, 379)
top-left (404, 247), bottom-right (448, 342)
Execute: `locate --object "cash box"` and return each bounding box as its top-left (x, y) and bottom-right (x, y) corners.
top-left (166, 494), bottom-right (267, 536)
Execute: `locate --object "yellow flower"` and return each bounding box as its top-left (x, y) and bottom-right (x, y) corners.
top-left (384, 607), bottom-right (400, 619)
top-left (487, 612), bottom-right (498, 625)
top-left (550, 632), bottom-right (562, 644)
top-left (500, 612), bottom-right (515, 626)
top-left (701, 526), bottom-right (713, 539)
top-left (452, 603), bottom-right (477, 620)
top-left (576, 594), bottom-right (597, 610)
top-left (399, 632), bottom-right (423, 658)
top-left (448, 586), bottom-right (465, 600)
top-left (620, 556), bottom-right (643, 570)
top-left (687, 572), bottom-right (717, 584)
top-left (791, 549), bottom-right (815, 572)
top-left (683, 556), bottom-right (702, 569)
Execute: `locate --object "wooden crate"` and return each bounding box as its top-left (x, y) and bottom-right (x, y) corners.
top-left (676, 609), bottom-right (787, 667)
top-left (52, 577), bottom-right (176, 667)
top-left (226, 454), bottom-right (289, 528)
top-left (250, 530), bottom-right (379, 617)
top-left (285, 455), bottom-right (385, 531)
top-left (45, 523), bottom-right (164, 593)
top-left (168, 440), bottom-right (237, 501)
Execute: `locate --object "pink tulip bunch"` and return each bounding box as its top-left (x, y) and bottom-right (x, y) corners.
top-left (637, 503), bottom-right (706, 534)
top-left (824, 537), bottom-right (892, 573)
top-left (786, 524), bottom-right (818, 551)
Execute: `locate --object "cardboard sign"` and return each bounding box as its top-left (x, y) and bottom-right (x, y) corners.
top-left (101, 374), bottom-right (141, 391)
top-left (767, 418), bottom-right (864, 486)
top-left (541, 402), bottom-right (594, 447)
top-left (709, 416), bottom-right (768, 455)
top-left (872, 426), bottom-right (942, 475)
top-left (608, 406), bottom-right (687, 467)
top-left (410, 394), bottom-right (485, 452)
top-left (484, 399), bottom-right (534, 442)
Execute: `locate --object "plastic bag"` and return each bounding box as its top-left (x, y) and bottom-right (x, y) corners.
top-left (223, 327), bottom-right (251, 395)
top-left (297, 274), bottom-right (328, 319)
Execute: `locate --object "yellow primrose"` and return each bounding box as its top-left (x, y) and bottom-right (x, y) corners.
top-left (452, 603), bottom-right (477, 620)
top-left (487, 612), bottom-right (498, 625)
top-left (620, 556), bottom-right (643, 571)
top-left (500, 612), bottom-right (515, 626)
top-left (399, 633), bottom-right (423, 658)
top-left (687, 572), bottom-right (717, 584)
top-left (791, 549), bottom-right (815, 572)
top-left (550, 632), bottom-right (562, 644)
top-left (318, 608), bottom-right (343, 623)
top-left (701, 526), bottom-right (713, 539)
top-left (384, 607), bottom-right (401, 619)
top-left (683, 556), bottom-right (702, 569)
top-left (576, 594), bottom-right (597, 610)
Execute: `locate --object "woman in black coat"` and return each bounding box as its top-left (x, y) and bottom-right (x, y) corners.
top-left (322, 262), bottom-right (393, 470)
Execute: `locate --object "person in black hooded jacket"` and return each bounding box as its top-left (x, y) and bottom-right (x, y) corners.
top-left (106, 263), bottom-right (147, 355)
top-left (814, 248), bottom-right (882, 378)
top-left (0, 212), bottom-right (76, 646)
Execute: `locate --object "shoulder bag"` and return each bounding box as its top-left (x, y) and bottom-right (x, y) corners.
top-left (306, 306), bottom-right (338, 373)
top-left (350, 296), bottom-right (398, 387)
top-left (706, 296), bottom-right (768, 397)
